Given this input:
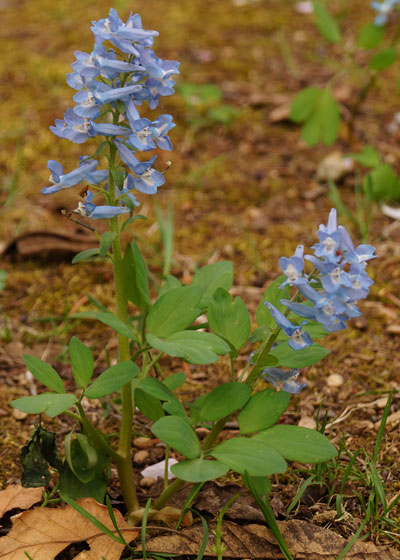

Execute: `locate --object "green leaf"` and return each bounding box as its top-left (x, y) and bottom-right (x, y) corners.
top-left (69, 337), bottom-right (94, 389)
top-left (291, 87), bottom-right (339, 146)
top-left (208, 288), bottom-right (251, 352)
top-left (135, 388), bottom-right (165, 421)
top-left (147, 286), bottom-right (203, 337)
top-left (138, 377), bottom-right (177, 401)
top-left (191, 261), bottom-right (234, 308)
top-left (99, 232), bottom-right (116, 258)
top-left (120, 214), bottom-right (147, 233)
top-left (64, 433), bottom-right (98, 483)
top-left (312, 0), bottom-right (341, 43)
top-left (318, 88), bottom-right (340, 145)
top-left (270, 342), bottom-right (330, 368)
top-left (162, 372), bottom-right (187, 391)
top-left (189, 394), bottom-right (208, 424)
top-left (171, 458), bottom-right (229, 482)
top-left (254, 425), bottom-right (337, 463)
top-left (152, 416), bottom-right (201, 459)
top-left (350, 145), bottom-right (381, 168)
top-left (249, 326), bottom-right (274, 343)
top-left (200, 382), bottom-right (251, 422)
top-left (210, 438), bottom-right (287, 476)
top-left (71, 311), bottom-right (139, 342)
top-left (370, 48), bottom-right (397, 71)
top-left (22, 354), bottom-right (65, 393)
top-left (111, 167), bottom-right (124, 189)
top-left (147, 330), bottom-right (230, 364)
top-left (85, 361), bottom-right (139, 398)
top-left (238, 390), bottom-right (290, 434)
top-left (290, 87), bottom-right (322, 123)
top-left (179, 82), bottom-right (222, 106)
top-left (159, 274), bottom-right (181, 296)
top-left (122, 241), bottom-right (151, 311)
top-left (59, 449), bottom-right (108, 502)
top-left (11, 393), bottom-right (77, 417)
top-left (256, 276), bottom-right (290, 328)
top-left (357, 22), bottom-right (384, 49)
top-left (362, 163), bottom-right (400, 202)
top-left (71, 248), bottom-right (100, 264)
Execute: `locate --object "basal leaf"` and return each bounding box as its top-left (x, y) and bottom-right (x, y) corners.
top-left (147, 330), bottom-right (230, 364)
top-left (270, 342), bottom-right (329, 368)
top-left (191, 261), bottom-right (234, 308)
top-left (11, 393), bottom-right (77, 417)
top-left (208, 288), bottom-right (251, 352)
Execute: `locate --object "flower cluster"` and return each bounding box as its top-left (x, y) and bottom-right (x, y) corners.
top-left (371, 0), bottom-right (400, 25)
top-left (262, 209), bottom-right (376, 393)
top-left (42, 9), bottom-right (179, 219)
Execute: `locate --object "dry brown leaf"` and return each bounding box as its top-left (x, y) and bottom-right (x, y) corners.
top-left (0, 485), bottom-right (44, 520)
top-left (0, 497), bottom-right (139, 560)
top-left (145, 519), bottom-right (400, 559)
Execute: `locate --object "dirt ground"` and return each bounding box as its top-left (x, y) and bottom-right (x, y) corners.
top-left (0, 0), bottom-right (399, 554)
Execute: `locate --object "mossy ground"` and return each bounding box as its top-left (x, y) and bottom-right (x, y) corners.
top-left (0, 0), bottom-right (399, 551)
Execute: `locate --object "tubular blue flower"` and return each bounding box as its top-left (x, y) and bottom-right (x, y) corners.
top-left (338, 225), bottom-right (377, 264)
top-left (265, 303), bottom-right (313, 350)
top-left (151, 114), bottom-right (175, 150)
top-left (75, 190), bottom-right (130, 219)
top-left (42, 159), bottom-right (98, 194)
top-left (73, 90), bottom-right (100, 119)
top-left (91, 9), bottom-right (158, 55)
top-left (93, 83), bottom-right (142, 105)
top-left (71, 50), bottom-right (101, 78)
top-left (305, 256), bottom-right (352, 294)
top-left (261, 367), bottom-right (307, 394)
top-left (312, 208), bottom-right (341, 263)
top-left (90, 122), bottom-right (130, 137)
top-left (131, 155), bottom-right (165, 194)
top-left (50, 109), bottom-right (94, 144)
top-left (371, 0), bottom-right (400, 25)
top-left (279, 245), bottom-right (308, 287)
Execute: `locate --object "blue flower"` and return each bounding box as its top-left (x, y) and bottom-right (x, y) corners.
top-left (312, 208), bottom-right (341, 263)
top-left (279, 245), bottom-right (308, 287)
top-left (93, 83), bottom-right (142, 105)
top-left (76, 190), bottom-right (130, 219)
top-left (50, 109), bottom-right (94, 144)
top-left (261, 367), bottom-right (307, 394)
top-left (371, 0), bottom-right (400, 25)
top-left (265, 303), bottom-right (313, 350)
top-left (42, 159), bottom-right (98, 194)
top-left (338, 225), bottom-right (377, 264)
top-left (131, 156), bottom-right (165, 194)
top-left (73, 90), bottom-right (100, 119)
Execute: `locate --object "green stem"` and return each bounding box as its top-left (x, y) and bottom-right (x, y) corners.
top-left (108, 141), bottom-right (139, 516)
top-left (76, 402), bottom-right (121, 462)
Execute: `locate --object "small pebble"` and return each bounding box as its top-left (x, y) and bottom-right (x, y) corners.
top-left (13, 409), bottom-right (28, 420)
top-left (140, 477), bottom-right (157, 488)
top-left (386, 325), bottom-right (400, 335)
top-left (133, 437), bottom-right (158, 449)
top-left (134, 450), bottom-right (149, 465)
top-left (298, 416), bottom-right (316, 429)
top-left (327, 373), bottom-right (344, 387)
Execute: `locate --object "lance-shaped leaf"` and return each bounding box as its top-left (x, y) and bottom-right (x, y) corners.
top-left (122, 241), bottom-right (151, 311)
top-left (152, 416), bottom-right (201, 459)
top-left (208, 288), bottom-right (250, 353)
top-left (71, 311), bottom-right (139, 342)
top-left (99, 231), bottom-right (116, 258)
top-left (147, 285), bottom-right (203, 337)
top-left (22, 354), bottom-right (65, 393)
top-left (312, 0), bottom-right (341, 43)
top-left (69, 337), bottom-right (94, 389)
top-left (85, 361), bottom-right (139, 398)
top-left (147, 330), bottom-right (230, 364)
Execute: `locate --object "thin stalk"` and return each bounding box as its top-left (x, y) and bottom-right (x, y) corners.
top-left (108, 141), bottom-right (139, 516)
